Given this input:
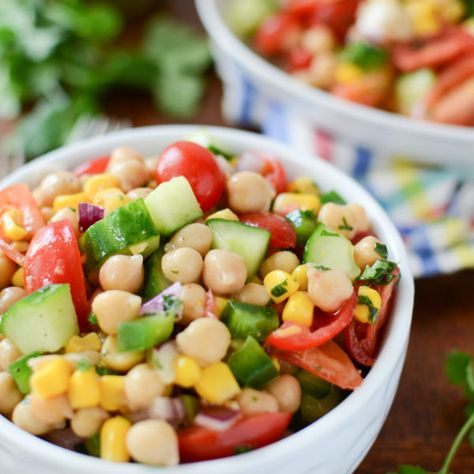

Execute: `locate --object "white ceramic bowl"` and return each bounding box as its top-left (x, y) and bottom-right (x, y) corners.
top-left (196, 0), bottom-right (474, 168)
top-left (0, 126), bottom-right (414, 474)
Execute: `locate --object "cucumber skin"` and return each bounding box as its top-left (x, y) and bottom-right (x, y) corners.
top-left (206, 218), bottom-right (271, 278)
top-left (8, 352), bottom-right (42, 394)
top-left (80, 198), bottom-right (159, 269)
top-left (221, 300), bottom-right (279, 342)
top-left (285, 209), bottom-right (318, 246)
top-left (1, 284), bottom-right (78, 354)
top-left (303, 224), bottom-right (360, 280)
top-left (142, 248), bottom-right (171, 301)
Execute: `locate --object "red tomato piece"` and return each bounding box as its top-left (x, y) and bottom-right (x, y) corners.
top-left (392, 28), bottom-right (474, 72)
top-left (178, 412), bottom-right (292, 462)
top-left (0, 184), bottom-right (44, 239)
top-left (156, 141), bottom-right (225, 212)
top-left (288, 46), bottom-right (313, 71)
top-left (261, 158), bottom-right (288, 194)
top-left (265, 290), bottom-right (356, 351)
top-left (73, 156), bottom-right (110, 177)
top-left (24, 220), bottom-right (90, 329)
top-left (240, 212), bottom-right (296, 249)
top-left (344, 268), bottom-right (399, 366)
top-left (254, 12), bottom-right (300, 57)
top-left (270, 340), bottom-right (363, 390)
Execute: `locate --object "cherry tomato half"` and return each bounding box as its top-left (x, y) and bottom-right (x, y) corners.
top-left (156, 141), bottom-right (226, 212)
top-left (240, 212), bottom-right (297, 249)
top-left (74, 156), bottom-right (110, 177)
top-left (178, 413), bottom-right (292, 462)
top-left (254, 12), bottom-right (300, 57)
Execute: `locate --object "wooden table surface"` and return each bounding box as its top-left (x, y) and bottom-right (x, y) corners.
top-left (107, 2), bottom-right (474, 472)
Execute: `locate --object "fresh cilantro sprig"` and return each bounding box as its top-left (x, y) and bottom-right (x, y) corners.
top-left (389, 351), bottom-right (474, 474)
top-left (358, 259), bottom-right (397, 285)
top-left (357, 295), bottom-right (379, 324)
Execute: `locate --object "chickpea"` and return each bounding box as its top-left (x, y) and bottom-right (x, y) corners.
top-left (36, 171), bottom-right (81, 207)
top-left (307, 53), bottom-right (337, 89)
top-left (124, 364), bottom-right (165, 410)
top-left (0, 287), bottom-right (27, 314)
top-left (236, 388), bottom-right (278, 416)
top-left (101, 336), bottom-right (144, 372)
top-left (0, 253), bottom-right (17, 290)
top-left (354, 235), bottom-right (382, 269)
top-left (0, 338), bottom-right (22, 371)
top-left (127, 419), bottom-right (179, 466)
top-left (260, 251), bottom-right (300, 278)
top-left (92, 290), bottom-right (141, 335)
top-left (109, 161), bottom-right (150, 193)
top-left (30, 394), bottom-right (73, 425)
top-left (181, 283), bottom-right (206, 324)
top-left (108, 147), bottom-right (145, 167)
top-left (127, 187), bottom-right (152, 201)
top-left (266, 375), bottom-right (301, 413)
top-left (99, 255), bottom-right (144, 293)
top-left (71, 407), bottom-right (109, 438)
top-left (347, 204), bottom-right (370, 233)
top-left (301, 25), bottom-right (335, 54)
top-left (226, 171), bottom-right (275, 213)
top-left (203, 249), bottom-right (247, 295)
top-left (64, 351), bottom-right (101, 368)
top-left (161, 247), bottom-right (203, 284)
top-left (307, 268), bottom-right (353, 313)
top-left (0, 372), bottom-right (22, 415)
top-left (166, 223), bottom-right (213, 257)
top-left (12, 398), bottom-right (52, 435)
top-left (145, 157), bottom-right (158, 173)
top-left (50, 207), bottom-right (79, 234)
top-left (176, 318), bottom-right (230, 365)
top-left (233, 283), bottom-right (270, 306)
top-left (40, 206), bottom-right (54, 222)
top-left (318, 203), bottom-right (358, 239)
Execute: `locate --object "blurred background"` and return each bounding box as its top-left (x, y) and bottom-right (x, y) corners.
top-left (0, 1), bottom-right (473, 473)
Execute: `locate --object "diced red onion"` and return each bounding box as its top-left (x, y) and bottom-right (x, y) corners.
top-left (78, 202), bottom-right (104, 232)
top-left (236, 151), bottom-right (264, 173)
top-left (149, 397), bottom-right (186, 422)
top-left (140, 282), bottom-right (183, 316)
top-left (194, 406), bottom-right (240, 431)
top-left (43, 428), bottom-right (84, 450)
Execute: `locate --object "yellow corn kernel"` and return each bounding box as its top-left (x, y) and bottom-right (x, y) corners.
top-left (174, 356), bottom-right (202, 388)
top-left (30, 358), bottom-right (72, 398)
top-left (11, 267), bottom-right (24, 288)
top-left (273, 325), bottom-right (302, 338)
top-left (195, 362), bottom-right (240, 404)
top-left (68, 367), bottom-right (101, 409)
top-left (93, 188), bottom-right (130, 214)
top-left (407, 1), bottom-right (440, 36)
top-left (100, 416), bottom-right (131, 462)
top-left (272, 357), bottom-right (280, 371)
top-left (335, 62), bottom-right (365, 85)
top-left (66, 333), bottom-right (102, 353)
top-left (100, 375), bottom-right (126, 411)
top-left (2, 211), bottom-right (28, 241)
top-left (273, 193), bottom-right (320, 215)
top-left (291, 265), bottom-right (309, 291)
top-left (263, 270), bottom-right (300, 304)
top-left (214, 297), bottom-right (228, 318)
top-left (84, 174), bottom-right (120, 197)
top-left (354, 286), bottom-right (382, 324)
top-left (437, 0), bottom-right (465, 22)
top-left (206, 208), bottom-right (239, 221)
top-left (282, 291), bottom-right (314, 327)
top-left (53, 192), bottom-right (91, 212)
top-left (288, 177), bottom-right (320, 195)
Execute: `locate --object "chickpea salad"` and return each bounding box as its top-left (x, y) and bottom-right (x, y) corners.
top-left (0, 136), bottom-right (400, 466)
top-left (229, 0), bottom-right (474, 126)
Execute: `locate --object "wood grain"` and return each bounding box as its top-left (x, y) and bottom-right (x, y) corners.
top-left (106, 2), bottom-right (474, 472)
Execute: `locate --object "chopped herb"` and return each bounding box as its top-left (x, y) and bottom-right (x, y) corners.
top-left (163, 294), bottom-right (183, 315)
top-left (84, 432), bottom-right (100, 457)
top-left (309, 264), bottom-right (330, 271)
top-left (152, 358), bottom-right (163, 369)
top-left (234, 445), bottom-right (254, 455)
top-left (357, 295), bottom-right (379, 324)
top-left (375, 242), bottom-right (388, 259)
top-left (300, 210), bottom-right (317, 219)
top-left (95, 366), bottom-right (118, 376)
top-left (340, 42), bottom-right (388, 71)
top-left (208, 144), bottom-right (234, 161)
top-left (76, 359), bottom-right (93, 372)
top-left (88, 312), bottom-right (98, 325)
top-left (321, 229), bottom-right (340, 238)
top-left (358, 259), bottom-right (397, 285)
top-left (320, 191), bottom-right (346, 205)
top-left (338, 217), bottom-right (353, 231)
top-left (271, 280), bottom-right (288, 297)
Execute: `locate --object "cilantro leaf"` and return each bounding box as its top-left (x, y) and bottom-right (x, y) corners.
top-left (208, 144), bottom-right (234, 161)
top-left (88, 312), bottom-right (98, 325)
top-left (445, 351), bottom-right (474, 399)
top-left (320, 191), bottom-right (346, 205)
top-left (338, 217), bottom-right (353, 231)
top-left (357, 295), bottom-right (379, 324)
top-left (76, 359), bottom-right (93, 372)
top-left (358, 259), bottom-right (397, 285)
top-left (271, 280), bottom-right (288, 297)
top-left (321, 229), bottom-right (341, 237)
top-left (340, 42), bottom-right (388, 71)
top-left (396, 466), bottom-right (429, 474)
top-left (375, 242), bottom-right (388, 259)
